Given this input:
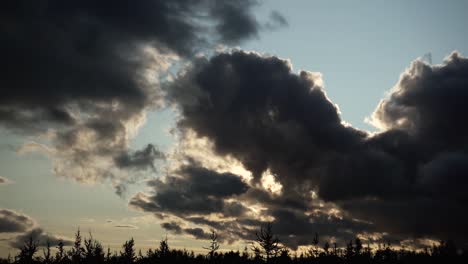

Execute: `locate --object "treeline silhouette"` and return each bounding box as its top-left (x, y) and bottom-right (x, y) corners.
top-left (1, 223), bottom-right (467, 264)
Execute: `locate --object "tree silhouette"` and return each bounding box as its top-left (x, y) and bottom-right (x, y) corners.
top-left (307, 232), bottom-right (320, 258)
top-left (17, 236), bottom-right (38, 264)
top-left (157, 237), bottom-right (169, 260)
top-left (83, 233), bottom-right (104, 264)
top-left (71, 229), bottom-right (83, 264)
top-left (55, 240), bottom-right (65, 264)
top-left (2, 228), bottom-right (468, 264)
top-left (323, 241), bottom-right (330, 256)
top-left (203, 230), bottom-right (220, 261)
top-left (42, 239), bottom-right (51, 264)
top-left (252, 222), bottom-right (281, 263)
top-left (121, 238), bottom-right (135, 264)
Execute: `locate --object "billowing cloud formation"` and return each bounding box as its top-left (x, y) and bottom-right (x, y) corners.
top-left (131, 51), bottom-right (371, 248)
top-left (167, 51), bottom-right (364, 184)
top-left (131, 51), bottom-right (468, 249)
top-left (9, 228), bottom-right (73, 249)
top-left (348, 52), bottom-right (468, 242)
top-left (0, 1), bottom-right (283, 188)
top-left (0, 209), bottom-right (35, 233)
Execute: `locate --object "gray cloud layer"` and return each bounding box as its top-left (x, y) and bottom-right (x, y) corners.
top-left (130, 51), bottom-right (468, 249)
top-left (0, 0), bottom-right (283, 189)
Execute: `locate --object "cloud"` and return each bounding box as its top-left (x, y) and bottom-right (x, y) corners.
top-left (183, 228), bottom-right (211, 240)
top-left (166, 50), bottom-right (365, 185)
top-left (130, 50), bottom-right (468, 249)
top-left (0, 0), bottom-right (285, 190)
top-left (114, 144), bottom-right (165, 171)
top-left (9, 228), bottom-right (73, 249)
top-left (161, 222), bottom-right (182, 235)
top-left (208, 0), bottom-right (260, 44)
top-left (370, 51), bottom-right (468, 141)
top-left (0, 209), bottom-right (35, 233)
top-left (130, 162), bottom-right (249, 217)
top-left (0, 209), bottom-right (72, 250)
top-left (114, 225), bottom-right (138, 229)
top-left (0, 176), bottom-right (13, 185)
top-left (326, 52), bottom-right (468, 244)
top-left (265, 11), bottom-right (289, 30)
top-left (336, 52), bottom-right (468, 243)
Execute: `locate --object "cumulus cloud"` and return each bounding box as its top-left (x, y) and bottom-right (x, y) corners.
top-left (0, 209), bottom-right (35, 233)
top-left (371, 52), bottom-right (468, 147)
top-left (340, 52), bottom-right (468, 243)
top-left (328, 53), bottom-right (468, 244)
top-left (130, 50), bottom-right (468, 249)
top-left (166, 51), bottom-right (365, 185)
top-left (0, 0), bottom-right (285, 190)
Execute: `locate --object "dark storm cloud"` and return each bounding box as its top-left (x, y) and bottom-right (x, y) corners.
top-left (139, 50), bottom-right (375, 248)
top-left (130, 163), bottom-right (249, 216)
top-left (133, 50), bottom-right (468, 248)
top-left (161, 222), bottom-right (182, 234)
top-left (318, 149), bottom-right (408, 201)
top-left (114, 144), bottom-right (165, 171)
top-left (1, 0), bottom-right (278, 131)
top-left (176, 216), bottom-right (256, 244)
top-left (341, 197), bottom-right (467, 242)
top-left (184, 228), bottom-right (211, 240)
top-left (0, 0), bottom-right (284, 186)
top-left (269, 209), bottom-right (372, 250)
top-left (209, 0), bottom-right (260, 44)
top-left (167, 50), bottom-right (365, 186)
top-left (132, 164), bottom-right (370, 248)
top-left (419, 152), bottom-right (468, 201)
top-left (372, 52), bottom-right (468, 149)
top-left (336, 52), bottom-right (468, 244)
top-left (320, 53), bottom-right (468, 245)
top-left (10, 228), bottom-right (73, 249)
top-left (0, 209), bottom-right (35, 233)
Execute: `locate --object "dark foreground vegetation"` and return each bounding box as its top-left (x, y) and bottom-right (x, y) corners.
top-left (2, 224), bottom-right (467, 264)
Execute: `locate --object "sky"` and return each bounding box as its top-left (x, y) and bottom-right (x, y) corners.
top-left (1, 0), bottom-right (468, 257)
